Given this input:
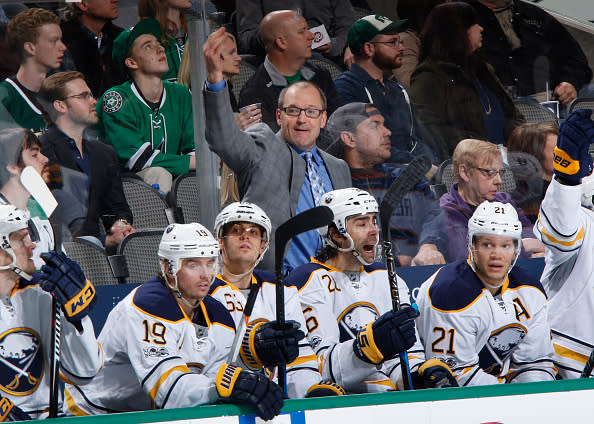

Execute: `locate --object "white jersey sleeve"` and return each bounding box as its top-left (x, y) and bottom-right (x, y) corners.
top-left (59, 315), bottom-right (103, 386)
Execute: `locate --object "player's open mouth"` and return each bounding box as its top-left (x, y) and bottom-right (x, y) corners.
top-left (362, 244), bottom-right (375, 253)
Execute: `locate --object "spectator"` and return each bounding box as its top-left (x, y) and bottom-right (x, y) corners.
top-left (0, 203), bottom-right (102, 420)
top-left (38, 71), bottom-right (135, 254)
top-left (416, 200), bottom-right (556, 386)
top-left (393, 0), bottom-right (448, 90)
top-left (507, 122), bottom-right (558, 223)
top-left (334, 14), bottom-right (438, 165)
top-left (59, 0), bottom-right (126, 99)
top-left (327, 102), bottom-right (446, 266)
top-left (464, 0), bottom-right (592, 107)
top-left (534, 110), bottom-right (594, 379)
top-left (236, 0), bottom-right (356, 63)
top-left (286, 188), bottom-right (457, 392)
top-left (238, 9), bottom-right (343, 132)
top-left (0, 8), bottom-right (66, 134)
top-left (97, 18), bottom-right (195, 194)
top-left (409, 2), bottom-right (524, 163)
top-left (203, 27), bottom-right (352, 272)
top-left (138, 0), bottom-right (191, 82)
top-left (64, 223), bottom-right (283, 420)
top-left (210, 202), bottom-right (345, 398)
top-left (440, 138), bottom-right (544, 262)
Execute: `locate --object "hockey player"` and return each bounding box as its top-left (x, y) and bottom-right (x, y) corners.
top-left (286, 188), bottom-right (456, 392)
top-left (64, 223), bottom-right (283, 420)
top-left (416, 201), bottom-right (556, 386)
top-left (0, 204), bottom-right (102, 420)
top-left (209, 202), bottom-right (346, 398)
top-left (97, 18), bottom-right (195, 194)
top-left (534, 109), bottom-right (594, 378)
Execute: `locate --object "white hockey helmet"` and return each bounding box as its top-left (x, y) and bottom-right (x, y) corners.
top-left (581, 173), bottom-right (594, 210)
top-left (214, 202), bottom-right (271, 246)
top-left (468, 201), bottom-right (522, 285)
top-left (317, 188), bottom-right (379, 265)
top-left (0, 204), bottom-right (33, 279)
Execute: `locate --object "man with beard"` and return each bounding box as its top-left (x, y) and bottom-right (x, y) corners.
top-left (334, 15), bottom-right (437, 165)
top-left (38, 71), bottom-right (134, 253)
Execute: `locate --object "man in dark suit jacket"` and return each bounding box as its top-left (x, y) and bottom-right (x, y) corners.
top-left (38, 71), bottom-right (134, 253)
top-left (204, 28), bottom-right (352, 272)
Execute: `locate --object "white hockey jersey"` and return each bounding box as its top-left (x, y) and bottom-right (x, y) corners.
top-left (64, 277), bottom-right (235, 415)
top-left (535, 178), bottom-right (594, 378)
top-left (416, 260), bottom-right (555, 386)
top-left (286, 259), bottom-right (425, 393)
top-left (0, 280), bottom-right (102, 419)
top-left (209, 269), bottom-right (321, 398)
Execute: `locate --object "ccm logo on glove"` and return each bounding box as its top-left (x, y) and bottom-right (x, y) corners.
top-left (64, 279), bottom-right (95, 318)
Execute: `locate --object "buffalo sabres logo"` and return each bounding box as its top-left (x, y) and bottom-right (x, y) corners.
top-left (0, 329), bottom-right (44, 396)
top-left (338, 303), bottom-right (379, 342)
top-left (478, 323), bottom-right (527, 375)
top-left (103, 91), bottom-right (123, 113)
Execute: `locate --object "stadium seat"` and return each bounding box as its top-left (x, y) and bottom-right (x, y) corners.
top-left (232, 59), bottom-right (257, 101)
top-left (170, 173), bottom-right (199, 224)
top-left (353, 6), bottom-right (372, 20)
top-left (121, 177), bottom-right (173, 229)
top-left (568, 97), bottom-right (594, 114)
top-left (117, 229), bottom-right (164, 285)
top-left (307, 56), bottom-right (345, 80)
top-left (514, 99), bottom-right (558, 125)
top-left (63, 237), bottom-right (127, 285)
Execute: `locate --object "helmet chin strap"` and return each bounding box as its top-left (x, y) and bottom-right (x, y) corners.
top-left (161, 260), bottom-right (202, 310)
top-left (334, 233), bottom-right (379, 267)
top-left (468, 248), bottom-right (519, 291)
top-left (219, 237), bottom-right (270, 281)
top-left (0, 247), bottom-right (33, 281)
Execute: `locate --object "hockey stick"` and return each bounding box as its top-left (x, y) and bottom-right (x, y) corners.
top-left (20, 166), bottom-right (62, 418)
top-left (379, 155), bottom-right (432, 391)
top-left (274, 205), bottom-right (334, 396)
top-left (227, 281), bottom-right (261, 364)
top-left (580, 351), bottom-right (594, 378)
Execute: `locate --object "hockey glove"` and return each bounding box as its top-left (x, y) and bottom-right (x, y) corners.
top-left (305, 380), bottom-right (347, 397)
top-left (216, 364), bottom-right (283, 421)
top-left (240, 320), bottom-right (305, 368)
top-left (412, 358), bottom-right (458, 389)
top-left (353, 307), bottom-right (419, 364)
top-left (554, 109), bottom-right (594, 184)
top-left (0, 395), bottom-right (32, 421)
top-left (33, 251), bottom-right (96, 331)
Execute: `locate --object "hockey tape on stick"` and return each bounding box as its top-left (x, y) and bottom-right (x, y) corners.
top-left (20, 166), bottom-right (62, 417)
top-left (581, 350), bottom-right (594, 378)
top-left (379, 155), bottom-right (431, 390)
top-left (274, 205), bottom-right (334, 396)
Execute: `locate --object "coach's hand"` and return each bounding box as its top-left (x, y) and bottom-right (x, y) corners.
top-left (203, 27), bottom-right (227, 85)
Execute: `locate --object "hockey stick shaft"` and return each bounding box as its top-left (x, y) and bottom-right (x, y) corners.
top-left (581, 350), bottom-right (594, 378)
top-left (274, 206), bottom-right (334, 396)
top-left (379, 156), bottom-right (432, 391)
top-left (228, 283), bottom-right (261, 364)
top-left (20, 166), bottom-right (62, 417)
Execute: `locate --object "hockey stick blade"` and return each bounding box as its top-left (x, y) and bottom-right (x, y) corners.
top-left (20, 166), bottom-right (57, 218)
top-left (274, 205), bottom-right (333, 396)
top-left (379, 155), bottom-right (432, 237)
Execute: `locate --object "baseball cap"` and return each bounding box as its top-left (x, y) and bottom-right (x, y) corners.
top-left (112, 18), bottom-right (162, 73)
top-left (321, 103), bottom-right (381, 156)
top-left (348, 15), bottom-right (408, 54)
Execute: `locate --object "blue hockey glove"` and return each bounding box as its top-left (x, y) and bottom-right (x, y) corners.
top-left (353, 306), bottom-right (419, 364)
top-left (305, 380), bottom-right (347, 397)
top-left (33, 251), bottom-right (96, 330)
top-left (216, 364), bottom-right (283, 421)
top-left (554, 109), bottom-right (594, 184)
top-left (412, 358), bottom-right (458, 389)
top-left (0, 395), bottom-right (32, 421)
top-left (240, 320), bottom-right (305, 368)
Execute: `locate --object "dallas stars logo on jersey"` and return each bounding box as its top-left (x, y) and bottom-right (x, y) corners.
top-left (0, 329), bottom-right (44, 396)
top-left (103, 91), bottom-right (123, 113)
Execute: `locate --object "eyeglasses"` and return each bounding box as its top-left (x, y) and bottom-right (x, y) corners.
top-left (472, 167), bottom-right (507, 178)
top-left (60, 91), bottom-right (95, 101)
top-left (225, 223), bottom-right (262, 239)
top-left (370, 39), bottom-right (404, 48)
top-left (280, 107), bottom-right (324, 118)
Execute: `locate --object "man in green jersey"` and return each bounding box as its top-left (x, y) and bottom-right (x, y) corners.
top-left (96, 18), bottom-right (195, 194)
top-left (0, 8), bottom-right (66, 134)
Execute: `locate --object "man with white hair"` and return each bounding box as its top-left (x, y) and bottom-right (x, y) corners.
top-left (416, 201), bottom-right (556, 386)
top-left (64, 223), bottom-right (283, 420)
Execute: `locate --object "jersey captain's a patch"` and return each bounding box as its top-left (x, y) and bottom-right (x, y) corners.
top-left (0, 328), bottom-right (44, 396)
top-left (103, 91), bottom-right (123, 113)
